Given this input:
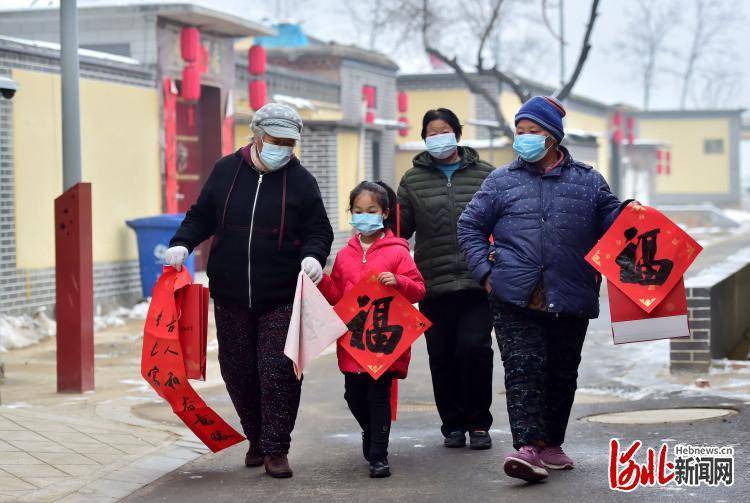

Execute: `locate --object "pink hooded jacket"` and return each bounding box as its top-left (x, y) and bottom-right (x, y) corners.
top-left (318, 229), bottom-right (426, 378)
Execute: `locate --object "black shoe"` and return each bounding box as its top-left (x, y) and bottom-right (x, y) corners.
top-left (263, 454), bottom-right (293, 478)
top-left (469, 430), bottom-right (492, 450)
top-left (443, 430), bottom-right (466, 448)
top-left (245, 445), bottom-right (264, 467)
top-left (362, 431), bottom-right (371, 462)
top-left (369, 458), bottom-right (391, 478)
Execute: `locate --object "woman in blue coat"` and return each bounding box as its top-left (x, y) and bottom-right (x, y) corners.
top-left (458, 96), bottom-right (629, 483)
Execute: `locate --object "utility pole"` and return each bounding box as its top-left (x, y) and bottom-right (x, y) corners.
top-left (61, 0), bottom-right (82, 190)
top-left (57, 0), bottom-right (94, 393)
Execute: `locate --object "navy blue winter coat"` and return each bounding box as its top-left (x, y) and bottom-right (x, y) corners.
top-left (457, 147), bottom-right (622, 319)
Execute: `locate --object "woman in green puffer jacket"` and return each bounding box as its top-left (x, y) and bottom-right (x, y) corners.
top-left (397, 108), bottom-right (495, 450)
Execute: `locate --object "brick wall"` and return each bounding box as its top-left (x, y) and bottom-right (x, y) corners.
top-left (300, 125), bottom-right (339, 232)
top-left (0, 44), bottom-right (153, 316)
top-left (670, 287), bottom-right (712, 373)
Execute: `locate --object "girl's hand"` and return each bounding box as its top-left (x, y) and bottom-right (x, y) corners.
top-left (378, 272), bottom-right (398, 287)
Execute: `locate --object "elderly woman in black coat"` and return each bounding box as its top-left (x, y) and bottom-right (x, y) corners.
top-left (166, 103), bottom-right (333, 478)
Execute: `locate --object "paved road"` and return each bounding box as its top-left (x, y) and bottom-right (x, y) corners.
top-left (125, 289), bottom-right (748, 502)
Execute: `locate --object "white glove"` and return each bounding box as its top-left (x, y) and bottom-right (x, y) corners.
top-left (301, 256), bottom-right (323, 285)
top-left (165, 245), bottom-right (189, 271)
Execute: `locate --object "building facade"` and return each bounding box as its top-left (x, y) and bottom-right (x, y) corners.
top-left (396, 72), bottom-right (743, 207)
top-left (0, 7), bottom-right (402, 315)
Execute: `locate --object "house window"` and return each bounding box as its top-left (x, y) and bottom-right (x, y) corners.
top-left (704, 139), bottom-right (724, 154)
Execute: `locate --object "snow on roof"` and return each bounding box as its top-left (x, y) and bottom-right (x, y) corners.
top-left (565, 128), bottom-right (602, 138)
top-left (272, 94), bottom-right (315, 110)
top-left (0, 35), bottom-right (141, 65)
top-left (630, 138), bottom-right (669, 147)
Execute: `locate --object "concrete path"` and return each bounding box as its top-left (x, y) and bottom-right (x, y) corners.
top-left (124, 291), bottom-right (749, 502)
top-left (0, 318), bottom-right (218, 502)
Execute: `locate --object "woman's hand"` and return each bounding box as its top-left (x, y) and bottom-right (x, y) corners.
top-left (378, 272), bottom-right (398, 287)
top-left (301, 257), bottom-right (323, 285)
top-left (484, 277), bottom-right (492, 294)
top-left (165, 246), bottom-right (189, 271)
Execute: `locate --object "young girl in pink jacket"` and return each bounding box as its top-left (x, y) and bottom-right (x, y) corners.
top-left (318, 181), bottom-right (426, 478)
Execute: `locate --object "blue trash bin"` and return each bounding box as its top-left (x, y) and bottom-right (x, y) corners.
top-left (126, 214), bottom-right (195, 298)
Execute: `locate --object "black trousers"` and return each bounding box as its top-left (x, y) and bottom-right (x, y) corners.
top-left (491, 299), bottom-right (588, 449)
top-left (214, 302), bottom-right (301, 455)
top-left (420, 289), bottom-right (494, 436)
top-left (344, 373), bottom-right (393, 460)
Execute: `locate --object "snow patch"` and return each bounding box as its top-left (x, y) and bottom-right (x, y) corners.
top-left (1, 402), bottom-right (31, 409)
top-left (0, 301), bottom-right (148, 351)
top-left (0, 309), bottom-right (56, 351)
top-left (710, 359), bottom-right (750, 375)
top-left (94, 300), bottom-right (149, 331)
top-left (722, 209), bottom-right (750, 224)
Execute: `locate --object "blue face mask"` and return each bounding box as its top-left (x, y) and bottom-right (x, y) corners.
top-left (350, 213), bottom-right (384, 236)
top-left (513, 133), bottom-right (551, 162)
top-left (425, 132), bottom-right (458, 159)
top-left (258, 139), bottom-right (293, 171)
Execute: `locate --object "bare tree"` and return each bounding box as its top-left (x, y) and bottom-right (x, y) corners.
top-left (678, 0), bottom-right (741, 109)
top-left (690, 67), bottom-right (743, 109)
top-left (614, 0), bottom-right (681, 110)
top-left (341, 0), bottom-right (599, 138)
top-left (420, 0), bottom-right (600, 138)
top-left (341, 0), bottom-right (428, 58)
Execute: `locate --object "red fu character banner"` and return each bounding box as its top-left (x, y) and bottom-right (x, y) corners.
top-left (141, 267), bottom-right (244, 452)
top-left (585, 203), bottom-right (702, 313)
top-left (334, 271), bottom-right (431, 380)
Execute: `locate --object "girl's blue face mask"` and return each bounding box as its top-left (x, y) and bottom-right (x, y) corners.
top-left (513, 133), bottom-right (551, 162)
top-left (350, 213), bottom-right (384, 236)
top-left (425, 132), bottom-right (458, 159)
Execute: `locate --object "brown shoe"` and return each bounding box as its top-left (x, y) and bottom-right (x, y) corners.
top-left (263, 454), bottom-right (293, 478)
top-left (245, 444), bottom-right (264, 467)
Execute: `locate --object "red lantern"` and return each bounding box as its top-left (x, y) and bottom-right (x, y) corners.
top-left (181, 64), bottom-right (201, 101)
top-left (397, 91), bottom-right (408, 114)
top-left (626, 116), bottom-right (635, 145)
top-left (361, 85), bottom-right (375, 107)
top-left (612, 111), bottom-right (623, 145)
top-left (656, 149), bottom-right (663, 175)
top-left (180, 27), bottom-right (200, 63)
top-left (398, 116), bottom-right (409, 137)
top-left (249, 80), bottom-right (267, 111)
top-left (362, 85), bottom-right (376, 124)
top-left (665, 151), bottom-right (671, 175)
top-left (248, 45), bottom-right (267, 76)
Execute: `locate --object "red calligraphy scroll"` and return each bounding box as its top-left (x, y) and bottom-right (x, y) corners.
top-left (585, 203), bottom-right (702, 313)
top-left (333, 271), bottom-right (431, 380)
top-left (142, 267), bottom-right (244, 452)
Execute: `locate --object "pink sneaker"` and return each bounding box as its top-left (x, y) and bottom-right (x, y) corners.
top-left (539, 445), bottom-right (574, 470)
top-left (503, 446), bottom-right (549, 482)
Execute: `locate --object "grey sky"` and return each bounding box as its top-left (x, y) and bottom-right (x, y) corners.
top-left (3, 0), bottom-right (748, 111)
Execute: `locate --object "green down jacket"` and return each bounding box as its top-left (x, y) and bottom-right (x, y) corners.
top-left (397, 146), bottom-right (495, 299)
